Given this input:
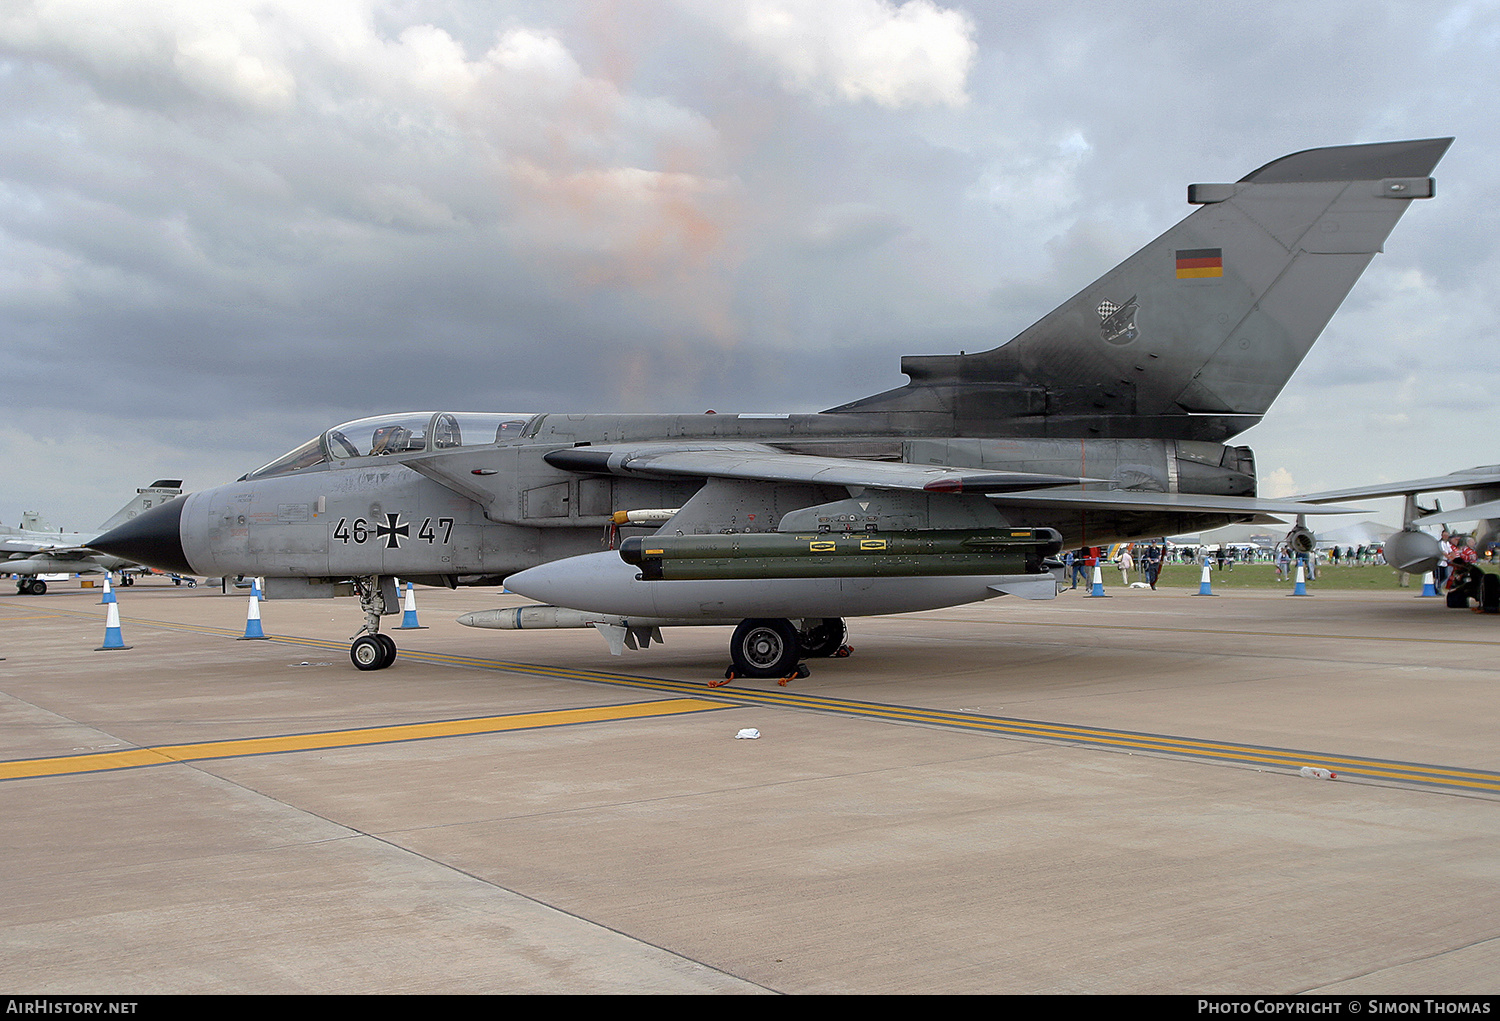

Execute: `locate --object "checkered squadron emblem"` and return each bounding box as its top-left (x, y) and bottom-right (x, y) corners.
top-left (1097, 295), bottom-right (1139, 346)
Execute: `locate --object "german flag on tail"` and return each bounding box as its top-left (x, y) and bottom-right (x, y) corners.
top-left (1176, 248), bottom-right (1222, 279)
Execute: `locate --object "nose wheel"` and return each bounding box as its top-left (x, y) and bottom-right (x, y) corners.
top-left (348, 574), bottom-right (398, 670)
top-left (351, 633), bottom-right (397, 670)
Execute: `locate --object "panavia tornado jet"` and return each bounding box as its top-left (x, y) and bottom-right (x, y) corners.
top-left (92, 138), bottom-right (1449, 680)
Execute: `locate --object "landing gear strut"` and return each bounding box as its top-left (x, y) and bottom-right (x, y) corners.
top-left (349, 575), bottom-right (398, 670)
top-left (798, 617), bottom-right (852, 659)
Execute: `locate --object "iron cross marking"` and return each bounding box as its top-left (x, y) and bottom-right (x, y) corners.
top-left (377, 513), bottom-right (409, 549)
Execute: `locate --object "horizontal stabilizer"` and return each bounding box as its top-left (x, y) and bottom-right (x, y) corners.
top-left (5, 544), bottom-right (96, 558)
top-left (1414, 499), bottom-right (1500, 526)
top-left (1, 538), bottom-right (59, 555)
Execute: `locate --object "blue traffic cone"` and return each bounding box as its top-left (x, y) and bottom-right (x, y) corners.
top-left (1085, 564), bottom-right (1109, 597)
top-left (100, 573), bottom-right (116, 605)
top-left (396, 582), bottom-right (427, 629)
top-left (95, 600), bottom-right (131, 651)
top-left (1195, 562), bottom-right (1216, 596)
top-left (1419, 572), bottom-right (1439, 597)
top-left (238, 581), bottom-right (267, 640)
top-left (1291, 563), bottom-right (1310, 596)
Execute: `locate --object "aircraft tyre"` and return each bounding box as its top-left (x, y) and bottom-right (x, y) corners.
top-left (30, 580), bottom-right (46, 595)
top-left (1482, 573), bottom-right (1500, 614)
top-left (376, 633), bottom-right (397, 666)
top-left (730, 618), bottom-right (801, 678)
top-left (351, 634), bottom-right (396, 671)
top-left (799, 617), bottom-right (847, 658)
top-left (1447, 588), bottom-right (1468, 609)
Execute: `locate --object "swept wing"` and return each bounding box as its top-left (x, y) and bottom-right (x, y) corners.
top-left (408, 441), bottom-right (1358, 521)
top-left (1295, 468), bottom-right (1500, 504)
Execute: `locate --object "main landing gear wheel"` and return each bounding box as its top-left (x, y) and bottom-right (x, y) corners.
top-left (18, 579), bottom-right (46, 595)
top-left (798, 617), bottom-right (850, 658)
top-left (351, 633), bottom-right (397, 670)
top-left (728, 618), bottom-right (801, 679)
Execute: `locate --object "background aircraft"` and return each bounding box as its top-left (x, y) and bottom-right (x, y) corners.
top-left (3, 481), bottom-right (184, 594)
top-left (92, 139), bottom-right (1447, 678)
top-left (1295, 465), bottom-right (1500, 575)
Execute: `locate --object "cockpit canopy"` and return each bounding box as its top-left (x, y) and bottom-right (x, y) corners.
top-left (244, 412), bottom-right (535, 481)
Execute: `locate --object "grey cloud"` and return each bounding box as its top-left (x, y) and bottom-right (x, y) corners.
top-left (1, 0), bottom-right (1497, 528)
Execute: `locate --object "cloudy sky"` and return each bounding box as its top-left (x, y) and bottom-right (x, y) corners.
top-left (1, 0), bottom-right (1496, 530)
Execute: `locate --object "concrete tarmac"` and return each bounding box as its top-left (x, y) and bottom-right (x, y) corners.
top-left (2, 576), bottom-right (1498, 994)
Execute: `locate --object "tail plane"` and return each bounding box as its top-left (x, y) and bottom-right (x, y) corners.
top-left (96, 480), bottom-right (184, 532)
top-left (833, 137), bottom-right (1453, 441)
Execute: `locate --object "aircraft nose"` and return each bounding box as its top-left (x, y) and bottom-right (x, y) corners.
top-left (89, 496), bottom-right (194, 575)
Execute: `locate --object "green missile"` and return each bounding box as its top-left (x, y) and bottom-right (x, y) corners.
top-left (618, 529), bottom-right (1062, 581)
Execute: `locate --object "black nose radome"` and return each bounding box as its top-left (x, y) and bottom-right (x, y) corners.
top-left (89, 495), bottom-right (193, 575)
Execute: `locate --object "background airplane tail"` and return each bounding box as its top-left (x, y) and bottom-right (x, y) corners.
top-left (832, 138), bottom-right (1452, 441)
top-left (96, 480), bottom-right (184, 532)
top-left (20, 511), bottom-right (53, 532)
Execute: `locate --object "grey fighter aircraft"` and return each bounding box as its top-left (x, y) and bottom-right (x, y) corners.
top-left (3, 480), bottom-right (184, 594)
top-left (1295, 465), bottom-right (1500, 575)
top-left (91, 138), bottom-right (1449, 678)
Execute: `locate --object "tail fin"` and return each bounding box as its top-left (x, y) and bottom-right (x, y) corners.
top-left (20, 511), bottom-right (53, 532)
top-left (832, 138), bottom-right (1452, 441)
top-left (96, 480), bottom-right (184, 532)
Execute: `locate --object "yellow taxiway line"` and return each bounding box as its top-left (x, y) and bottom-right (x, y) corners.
top-left (0, 698), bottom-right (729, 782)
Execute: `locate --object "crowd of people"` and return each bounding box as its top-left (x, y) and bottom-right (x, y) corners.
top-left (1060, 539), bottom-right (1396, 589)
top-left (1059, 532), bottom-right (1500, 590)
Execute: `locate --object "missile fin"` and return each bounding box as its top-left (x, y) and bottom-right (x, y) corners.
top-left (592, 622), bottom-right (628, 656)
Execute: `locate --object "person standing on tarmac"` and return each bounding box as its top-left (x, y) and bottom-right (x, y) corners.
top-left (1071, 548), bottom-right (1093, 589)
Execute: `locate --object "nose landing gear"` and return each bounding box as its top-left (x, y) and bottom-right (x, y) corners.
top-left (349, 575), bottom-right (399, 670)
